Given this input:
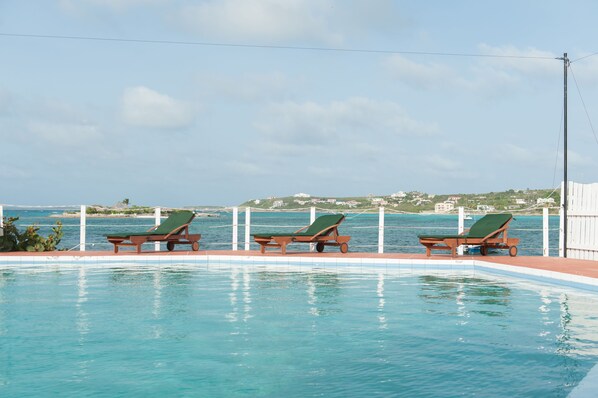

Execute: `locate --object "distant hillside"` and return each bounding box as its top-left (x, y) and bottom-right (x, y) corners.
top-left (239, 189), bottom-right (560, 214)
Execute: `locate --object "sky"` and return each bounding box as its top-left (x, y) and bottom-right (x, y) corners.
top-left (1, 0), bottom-right (598, 207)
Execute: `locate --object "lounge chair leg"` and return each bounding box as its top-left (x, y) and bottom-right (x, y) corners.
top-left (281, 242), bottom-right (287, 255)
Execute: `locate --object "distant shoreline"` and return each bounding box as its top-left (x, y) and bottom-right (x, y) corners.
top-left (50, 212), bottom-right (219, 219)
top-left (48, 210), bottom-right (555, 218)
top-left (50, 213), bottom-right (158, 219)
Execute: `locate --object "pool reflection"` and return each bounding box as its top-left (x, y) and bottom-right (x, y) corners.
top-left (418, 275), bottom-right (512, 317)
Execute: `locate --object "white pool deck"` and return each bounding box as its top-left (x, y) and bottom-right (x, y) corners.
top-left (1, 249), bottom-right (598, 292)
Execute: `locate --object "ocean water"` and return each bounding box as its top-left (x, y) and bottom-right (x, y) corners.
top-left (2, 209), bottom-right (560, 255)
top-left (4, 210), bottom-right (559, 256)
top-left (0, 266), bottom-right (596, 397)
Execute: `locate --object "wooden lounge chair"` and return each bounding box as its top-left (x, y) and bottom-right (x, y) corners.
top-left (418, 213), bottom-right (519, 257)
top-left (252, 214), bottom-right (351, 254)
top-left (106, 210), bottom-right (201, 253)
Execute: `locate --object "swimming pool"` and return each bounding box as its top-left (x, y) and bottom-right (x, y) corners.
top-left (1, 264), bottom-right (597, 397)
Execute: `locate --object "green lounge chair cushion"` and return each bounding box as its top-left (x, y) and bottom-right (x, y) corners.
top-left (253, 214), bottom-right (345, 239)
top-left (418, 213), bottom-right (512, 240)
top-left (106, 210), bottom-right (195, 238)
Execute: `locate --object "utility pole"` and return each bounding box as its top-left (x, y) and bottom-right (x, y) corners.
top-left (557, 53), bottom-right (570, 257)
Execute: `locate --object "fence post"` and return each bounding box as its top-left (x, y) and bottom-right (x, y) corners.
top-left (559, 200), bottom-right (564, 258)
top-left (457, 207), bottom-right (465, 255)
top-left (154, 207), bottom-right (161, 251)
top-left (310, 207), bottom-right (316, 252)
top-left (244, 207), bottom-right (251, 251)
top-left (80, 205), bottom-right (86, 252)
top-left (232, 207), bottom-right (238, 251)
top-left (543, 207), bottom-right (549, 257)
top-left (378, 207), bottom-right (385, 254)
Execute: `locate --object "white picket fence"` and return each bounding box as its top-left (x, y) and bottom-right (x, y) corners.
top-left (561, 182), bottom-right (598, 260)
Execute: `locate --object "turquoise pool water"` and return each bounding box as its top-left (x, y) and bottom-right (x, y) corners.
top-left (1, 265), bottom-right (597, 397)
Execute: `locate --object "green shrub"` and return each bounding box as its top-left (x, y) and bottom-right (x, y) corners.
top-left (0, 217), bottom-right (63, 252)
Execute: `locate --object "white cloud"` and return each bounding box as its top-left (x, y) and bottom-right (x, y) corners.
top-left (177, 0), bottom-right (340, 44)
top-left (198, 72), bottom-right (292, 102)
top-left (255, 97), bottom-right (437, 146)
top-left (383, 55), bottom-right (456, 89)
top-left (476, 44), bottom-right (557, 75)
top-left (568, 54), bottom-right (598, 87)
top-left (384, 45), bottom-right (561, 94)
top-left (0, 164), bottom-right (30, 179)
top-left (121, 86), bottom-right (195, 129)
top-left (59, 0), bottom-right (164, 13)
top-left (568, 150), bottom-right (596, 168)
top-left (28, 121), bottom-right (102, 146)
top-left (0, 88), bottom-right (16, 115)
top-left (226, 160), bottom-right (269, 176)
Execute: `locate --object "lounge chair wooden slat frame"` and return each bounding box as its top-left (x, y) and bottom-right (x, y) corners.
top-left (106, 211), bottom-right (201, 254)
top-left (252, 214), bottom-right (351, 254)
top-left (418, 213), bottom-right (520, 257)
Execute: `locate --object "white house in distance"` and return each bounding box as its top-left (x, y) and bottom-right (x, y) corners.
top-left (435, 202), bottom-right (455, 213)
top-left (294, 193), bottom-right (311, 198)
top-left (371, 198), bottom-right (388, 206)
top-left (537, 197), bottom-right (556, 205)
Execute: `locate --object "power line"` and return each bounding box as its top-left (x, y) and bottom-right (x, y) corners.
top-left (571, 52), bottom-right (598, 63)
top-left (0, 32), bottom-right (558, 60)
top-left (569, 64), bottom-right (598, 146)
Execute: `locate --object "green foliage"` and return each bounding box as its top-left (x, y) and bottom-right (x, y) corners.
top-left (0, 217), bottom-right (63, 252)
top-left (240, 188), bottom-right (561, 214)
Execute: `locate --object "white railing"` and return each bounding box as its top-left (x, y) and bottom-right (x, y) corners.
top-left (561, 181), bottom-right (598, 260)
top-left (0, 204), bottom-right (558, 256)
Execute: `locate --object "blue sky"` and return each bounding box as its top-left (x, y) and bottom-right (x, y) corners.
top-left (1, 0), bottom-right (598, 207)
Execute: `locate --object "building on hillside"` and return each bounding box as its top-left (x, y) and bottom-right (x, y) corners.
top-left (537, 198), bottom-right (556, 205)
top-left (477, 204), bottom-right (496, 212)
top-left (294, 193), bottom-right (311, 198)
top-left (371, 198), bottom-right (388, 206)
top-left (272, 200), bottom-right (284, 208)
top-left (435, 202), bottom-right (454, 213)
top-left (391, 191), bottom-right (407, 198)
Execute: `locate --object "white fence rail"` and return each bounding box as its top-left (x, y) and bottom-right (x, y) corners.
top-left (0, 205), bottom-right (558, 255)
top-left (562, 182), bottom-right (598, 260)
